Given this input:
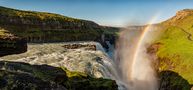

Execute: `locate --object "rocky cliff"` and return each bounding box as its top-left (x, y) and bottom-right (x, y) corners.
top-left (0, 6), bottom-right (120, 48)
top-left (0, 28), bottom-right (27, 56)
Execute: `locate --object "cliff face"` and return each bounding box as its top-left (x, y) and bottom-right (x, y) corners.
top-left (0, 6), bottom-right (100, 29)
top-left (0, 6), bottom-right (119, 48)
top-left (0, 29), bottom-right (27, 56)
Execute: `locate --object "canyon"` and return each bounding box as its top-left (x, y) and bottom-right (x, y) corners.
top-left (0, 6), bottom-right (193, 90)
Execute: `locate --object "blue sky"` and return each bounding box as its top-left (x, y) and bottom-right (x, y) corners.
top-left (1, 0), bottom-right (193, 27)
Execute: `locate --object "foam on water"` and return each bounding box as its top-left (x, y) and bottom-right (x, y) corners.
top-left (0, 42), bottom-right (119, 79)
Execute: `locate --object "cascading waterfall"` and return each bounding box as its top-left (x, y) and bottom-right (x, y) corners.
top-left (113, 24), bottom-right (162, 90)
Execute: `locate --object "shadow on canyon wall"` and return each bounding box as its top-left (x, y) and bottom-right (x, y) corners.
top-left (159, 70), bottom-right (192, 90)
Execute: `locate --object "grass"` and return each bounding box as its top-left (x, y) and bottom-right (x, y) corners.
top-left (61, 67), bottom-right (88, 78)
top-left (156, 26), bottom-right (193, 84)
top-left (61, 67), bottom-right (117, 90)
top-left (155, 12), bottom-right (193, 84)
top-left (0, 6), bottom-right (81, 23)
top-left (0, 28), bottom-right (9, 37)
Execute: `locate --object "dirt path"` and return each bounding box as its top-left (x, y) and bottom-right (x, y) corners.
top-left (177, 27), bottom-right (193, 41)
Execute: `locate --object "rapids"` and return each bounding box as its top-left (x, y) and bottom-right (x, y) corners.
top-left (0, 42), bottom-right (123, 87)
top-left (0, 25), bottom-right (160, 90)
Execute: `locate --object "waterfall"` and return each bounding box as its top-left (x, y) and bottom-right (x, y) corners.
top-left (113, 25), bottom-right (160, 90)
top-left (106, 41), bottom-right (114, 59)
top-left (95, 42), bottom-right (106, 53)
top-left (0, 42), bottom-right (125, 83)
top-left (0, 26), bottom-right (161, 90)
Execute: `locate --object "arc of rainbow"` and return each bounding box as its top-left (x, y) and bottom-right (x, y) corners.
top-left (130, 14), bottom-right (160, 79)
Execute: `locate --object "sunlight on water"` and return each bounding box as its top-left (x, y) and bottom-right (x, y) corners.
top-left (0, 42), bottom-right (117, 78)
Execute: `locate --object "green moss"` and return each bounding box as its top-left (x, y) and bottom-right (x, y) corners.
top-left (62, 67), bottom-right (87, 77)
top-left (61, 67), bottom-right (117, 90)
top-left (0, 28), bottom-right (10, 37)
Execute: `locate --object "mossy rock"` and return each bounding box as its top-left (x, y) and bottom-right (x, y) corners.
top-left (0, 70), bottom-right (66, 90)
top-left (0, 61), bottom-right (118, 90)
top-left (159, 71), bottom-right (192, 90)
top-left (0, 28), bottom-right (27, 56)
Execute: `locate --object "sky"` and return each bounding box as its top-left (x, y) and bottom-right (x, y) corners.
top-left (1, 0), bottom-right (193, 27)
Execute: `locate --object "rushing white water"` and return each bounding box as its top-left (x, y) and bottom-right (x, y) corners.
top-left (0, 42), bottom-right (121, 81)
top-left (0, 25), bottom-right (160, 90)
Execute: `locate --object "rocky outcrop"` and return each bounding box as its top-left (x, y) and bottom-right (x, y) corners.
top-left (0, 61), bottom-right (118, 90)
top-left (147, 43), bottom-right (193, 90)
top-left (63, 43), bottom-right (96, 50)
top-left (0, 61), bottom-right (67, 90)
top-left (159, 71), bottom-right (192, 90)
top-left (0, 29), bottom-right (27, 56)
top-left (162, 9), bottom-right (193, 26)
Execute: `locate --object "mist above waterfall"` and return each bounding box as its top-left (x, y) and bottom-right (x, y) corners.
top-left (115, 25), bottom-right (162, 90)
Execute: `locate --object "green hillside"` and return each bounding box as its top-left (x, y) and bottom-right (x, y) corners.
top-left (0, 6), bottom-right (90, 26)
top-left (151, 9), bottom-right (193, 88)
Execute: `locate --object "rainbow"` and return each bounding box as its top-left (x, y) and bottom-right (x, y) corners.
top-left (130, 14), bottom-right (160, 79)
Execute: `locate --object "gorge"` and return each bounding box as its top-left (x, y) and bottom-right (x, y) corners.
top-left (0, 6), bottom-right (193, 90)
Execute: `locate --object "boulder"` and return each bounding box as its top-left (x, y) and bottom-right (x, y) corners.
top-left (0, 29), bottom-right (27, 56)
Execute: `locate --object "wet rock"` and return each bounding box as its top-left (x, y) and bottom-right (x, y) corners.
top-left (62, 43), bottom-right (96, 50)
top-left (0, 61), bottom-right (118, 90)
top-left (0, 29), bottom-right (27, 56)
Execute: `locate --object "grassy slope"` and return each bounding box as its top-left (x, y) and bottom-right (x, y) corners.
top-left (0, 6), bottom-right (81, 22)
top-left (0, 28), bottom-right (12, 37)
top-left (154, 9), bottom-right (193, 84)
